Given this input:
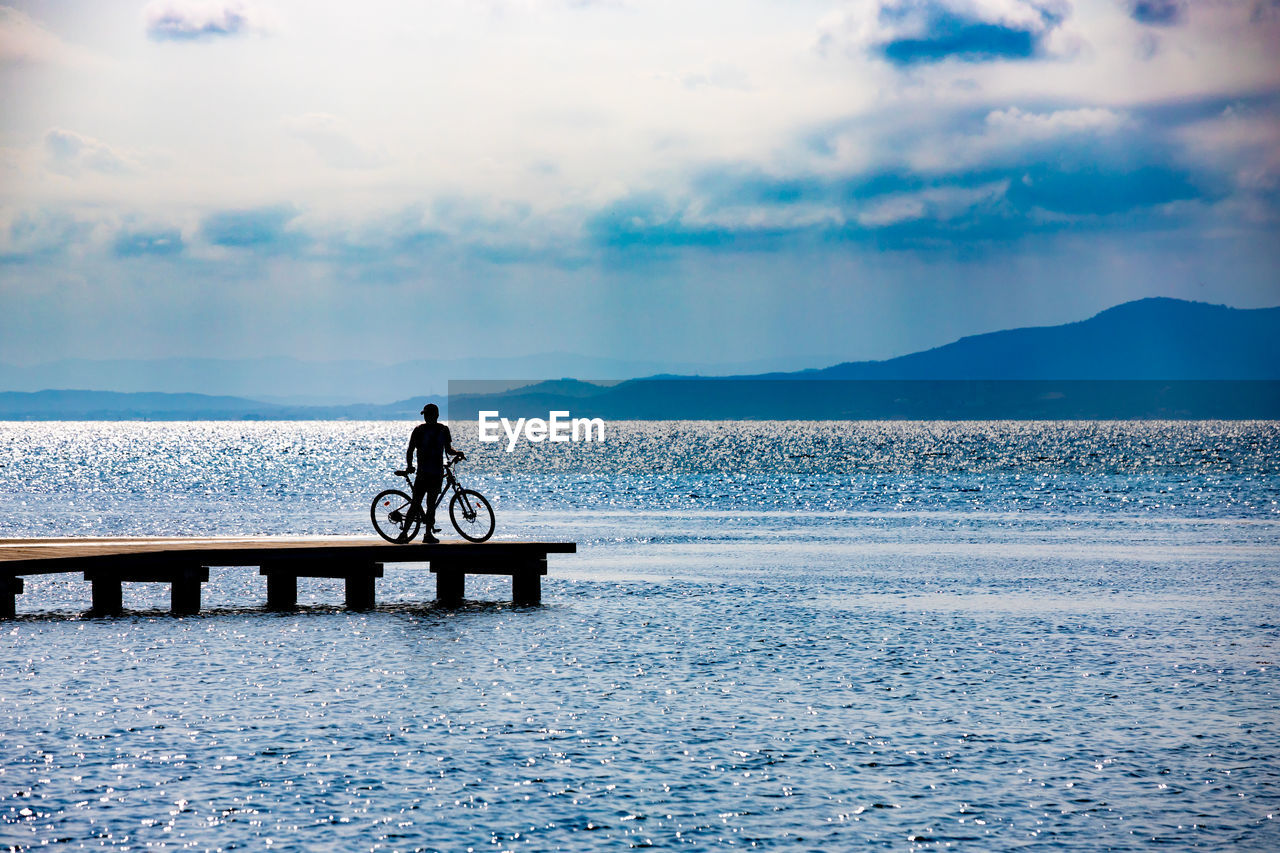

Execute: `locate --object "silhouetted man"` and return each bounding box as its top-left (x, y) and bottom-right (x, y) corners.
top-left (402, 403), bottom-right (464, 543)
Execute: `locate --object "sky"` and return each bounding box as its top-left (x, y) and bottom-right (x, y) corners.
top-left (1, 0), bottom-right (1278, 369)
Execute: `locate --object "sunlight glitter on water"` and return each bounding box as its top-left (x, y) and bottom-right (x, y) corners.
top-left (1, 421), bottom-right (1278, 850)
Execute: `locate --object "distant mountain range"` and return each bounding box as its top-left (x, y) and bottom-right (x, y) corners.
top-left (0, 352), bottom-right (828, 405)
top-left (0, 390), bottom-right (444, 421)
top-left (446, 379), bottom-right (1280, 420)
top-left (792, 298), bottom-right (1280, 380)
top-left (2, 298), bottom-right (1277, 420)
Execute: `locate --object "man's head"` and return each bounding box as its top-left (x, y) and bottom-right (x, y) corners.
top-left (421, 403), bottom-right (439, 423)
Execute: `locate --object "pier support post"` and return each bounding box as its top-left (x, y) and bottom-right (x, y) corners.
top-left (430, 554), bottom-right (551, 605)
top-left (91, 576), bottom-right (123, 616)
top-left (86, 566), bottom-right (208, 617)
top-left (171, 567), bottom-right (205, 616)
top-left (512, 559), bottom-right (545, 604)
top-left (262, 568), bottom-right (298, 610)
top-left (261, 561), bottom-right (381, 611)
top-left (0, 575), bottom-right (22, 619)
top-left (436, 568), bottom-right (464, 604)
top-left (345, 565), bottom-right (379, 611)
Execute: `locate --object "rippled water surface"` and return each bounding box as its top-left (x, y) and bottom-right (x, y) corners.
top-left (1, 421), bottom-right (1278, 850)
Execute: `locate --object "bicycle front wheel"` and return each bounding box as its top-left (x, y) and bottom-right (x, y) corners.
top-left (449, 489), bottom-right (495, 543)
top-left (371, 489), bottom-right (421, 543)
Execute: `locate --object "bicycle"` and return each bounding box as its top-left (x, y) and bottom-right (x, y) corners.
top-left (370, 456), bottom-right (495, 543)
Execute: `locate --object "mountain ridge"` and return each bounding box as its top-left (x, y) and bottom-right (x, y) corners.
top-left (0, 353), bottom-right (831, 404)
top-left (2, 298), bottom-right (1278, 419)
top-left (795, 298), bottom-right (1280, 380)
top-left (0, 390), bottom-right (443, 421)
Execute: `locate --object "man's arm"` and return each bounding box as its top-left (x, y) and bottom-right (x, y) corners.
top-left (405, 427), bottom-right (418, 471)
top-left (444, 425), bottom-right (465, 460)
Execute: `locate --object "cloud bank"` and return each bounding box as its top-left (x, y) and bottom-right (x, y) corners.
top-left (144, 1), bottom-right (273, 41)
top-left (0, 6), bottom-right (84, 66)
top-left (1128, 0), bottom-right (1184, 26)
top-left (820, 0), bottom-right (1071, 64)
top-left (201, 205), bottom-right (301, 250)
top-left (283, 114), bottom-right (385, 170)
top-left (2, 0), bottom-right (1278, 365)
top-left (43, 129), bottom-right (137, 176)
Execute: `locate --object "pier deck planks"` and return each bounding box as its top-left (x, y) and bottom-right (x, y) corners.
top-left (0, 538), bottom-right (576, 616)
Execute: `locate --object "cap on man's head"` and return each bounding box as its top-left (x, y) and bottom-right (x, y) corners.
top-left (421, 403), bottom-right (439, 416)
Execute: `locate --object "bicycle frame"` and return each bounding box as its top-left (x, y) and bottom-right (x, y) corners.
top-left (400, 460), bottom-right (463, 517)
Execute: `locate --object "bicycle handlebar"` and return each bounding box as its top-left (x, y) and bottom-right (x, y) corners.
top-left (395, 454), bottom-right (464, 478)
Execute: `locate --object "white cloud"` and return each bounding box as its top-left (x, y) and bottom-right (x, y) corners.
top-left (1177, 104), bottom-right (1280, 194)
top-left (883, 104), bottom-right (1131, 173)
top-left (855, 182), bottom-right (1007, 226)
top-left (817, 0), bottom-right (1072, 63)
top-left (144, 1), bottom-right (275, 41)
top-left (690, 201), bottom-right (844, 233)
top-left (0, 5), bottom-right (86, 67)
top-left (0, 207), bottom-right (100, 259)
top-left (44, 129), bottom-right (138, 177)
top-left (985, 106), bottom-right (1128, 138)
top-left (283, 114), bottom-right (386, 170)
top-left (460, 0), bottom-right (628, 14)
top-left (667, 63), bottom-right (754, 92)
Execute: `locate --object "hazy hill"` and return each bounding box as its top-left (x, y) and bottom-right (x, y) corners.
top-left (0, 390), bottom-right (444, 421)
top-left (0, 353), bottom-right (825, 405)
top-left (446, 379), bottom-right (1280, 421)
top-left (803, 298), bottom-right (1280, 380)
top-left (0, 390), bottom-right (287, 420)
top-left (443, 299), bottom-right (1280, 419)
top-left (3, 298), bottom-right (1278, 419)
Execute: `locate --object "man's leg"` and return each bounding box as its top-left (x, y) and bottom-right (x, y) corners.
top-left (423, 474), bottom-right (443, 541)
top-left (406, 473), bottom-right (430, 528)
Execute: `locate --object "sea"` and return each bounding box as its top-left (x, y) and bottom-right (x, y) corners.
top-left (1, 420), bottom-right (1277, 851)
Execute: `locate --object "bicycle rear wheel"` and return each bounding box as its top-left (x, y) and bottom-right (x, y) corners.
top-left (371, 489), bottom-right (421, 543)
top-left (449, 489), bottom-right (495, 543)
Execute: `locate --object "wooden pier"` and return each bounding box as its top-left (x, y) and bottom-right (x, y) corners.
top-left (0, 538), bottom-right (576, 617)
